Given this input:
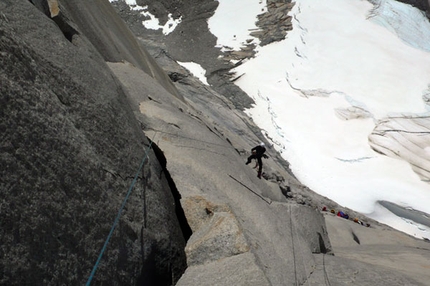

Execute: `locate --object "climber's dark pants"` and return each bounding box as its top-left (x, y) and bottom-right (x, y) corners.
top-left (246, 154), bottom-right (263, 172)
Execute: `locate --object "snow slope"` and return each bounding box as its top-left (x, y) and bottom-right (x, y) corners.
top-left (208, 0), bottom-right (430, 239)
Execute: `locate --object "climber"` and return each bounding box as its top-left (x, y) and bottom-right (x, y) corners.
top-left (246, 142), bottom-right (268, 179)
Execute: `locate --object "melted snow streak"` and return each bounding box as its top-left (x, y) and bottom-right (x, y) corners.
top-left (368, 0), bottom-right (430, 52)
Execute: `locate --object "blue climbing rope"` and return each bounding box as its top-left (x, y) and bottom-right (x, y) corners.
top-left (85, 140), bottom-right (153, 286)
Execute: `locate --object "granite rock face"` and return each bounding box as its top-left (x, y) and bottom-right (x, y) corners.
top-left (2, 0), bottom-right (430, 285)
top-left (1, 0), bottom-right (187, 285)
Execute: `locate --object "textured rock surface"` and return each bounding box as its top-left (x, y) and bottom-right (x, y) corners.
top-left (185, 210), bottom-right (249, 266)
top-left (181, 195), bottom-right (251, 267)
top-left (325, 213), bottom-right (430, 285)
top-left (58, 0), bottom-right (182, 99)
top-left (176, 252), bottom-right (271, 286)
top-left (254, 0), bottom-right (294, 46)
top-left (1, 0), bottom-right (186, 285)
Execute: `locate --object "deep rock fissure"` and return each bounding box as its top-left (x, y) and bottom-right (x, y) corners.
top-left (52, 16), bottom-right (79, 43)
top-left (150, 139), bottom-right (193, 242)
top-left (352, 231), bottom-right (361, 245)
top-left (29, 0), bottom-right (79, 42)
top-left (317, 232), bottom-right (328, 254)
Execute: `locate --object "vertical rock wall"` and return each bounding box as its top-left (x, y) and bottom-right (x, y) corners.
top-left (1, 0), bottom-right (187, 284)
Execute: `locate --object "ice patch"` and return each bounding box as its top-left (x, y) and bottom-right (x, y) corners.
top-left (368, 0), bottom-right (430, 52)
top-left (369, 203), bottom-right (430, 240)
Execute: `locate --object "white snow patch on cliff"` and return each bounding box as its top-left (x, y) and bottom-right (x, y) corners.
top-left (178, 62), bottom-right (209, 86)
top-left (108, 0), bottom-right (181, 35)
